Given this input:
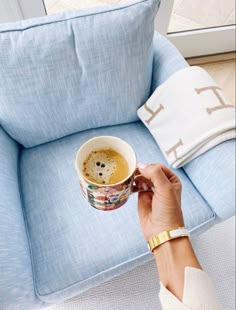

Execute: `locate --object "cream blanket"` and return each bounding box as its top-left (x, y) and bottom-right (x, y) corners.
top-left (138, 66), bottom-right (235, 168)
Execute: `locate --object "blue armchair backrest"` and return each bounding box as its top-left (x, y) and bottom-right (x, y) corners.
top-left (0, 0), bottom-right (160, 148)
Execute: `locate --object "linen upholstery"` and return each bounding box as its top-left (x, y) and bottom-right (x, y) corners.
top-left (0, 6), bottom-right (234, 308)
top-left (20, 122), bottom-right (215, 303)
top-left (0, 126), bottom-right (43, 309)
top-left (183, 140), bottom-right (236, 220)
top-left (0, 0), bottom-right (160, 148)
top-left (150, 32), bottom-right (188, 93)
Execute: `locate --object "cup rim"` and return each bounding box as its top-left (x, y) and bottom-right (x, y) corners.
top-left (75, 136), bottom-right (137, 187)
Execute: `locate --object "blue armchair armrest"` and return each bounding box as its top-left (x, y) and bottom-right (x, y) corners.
top-left (150, 32), bottom-right (188, 92)
top-left (183, 140), bottom-right (235, 220)
top-left (151, 33), bottom-right (235, 221)
top-left (0, 126), bottom-right (44, 309)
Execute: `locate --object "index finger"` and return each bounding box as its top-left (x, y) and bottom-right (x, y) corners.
top-left (138, 163), bottom-right (178, 189)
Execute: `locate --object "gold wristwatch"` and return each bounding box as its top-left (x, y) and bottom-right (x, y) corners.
top-left (147, 227), bottom-right (190, 253)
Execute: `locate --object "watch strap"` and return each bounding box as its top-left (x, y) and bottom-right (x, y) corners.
top-left (147, 227), bottom-right (190, 252)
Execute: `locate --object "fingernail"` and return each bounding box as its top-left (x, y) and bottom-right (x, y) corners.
top-left (142, 183), bottom-right (149, 191)
top-left (138, 163), bottom-right (147, 170)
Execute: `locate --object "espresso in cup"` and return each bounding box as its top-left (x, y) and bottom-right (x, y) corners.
top-left (75, 136), bottom-right (149, 211)
top-left (82, 149), bottom-right (129, 185)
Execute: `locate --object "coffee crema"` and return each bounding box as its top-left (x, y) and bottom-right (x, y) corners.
top-left (82, 149), bottom-right (129, 185)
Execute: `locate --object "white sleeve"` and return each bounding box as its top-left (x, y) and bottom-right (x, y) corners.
top-left (159, 267), bottom-right (223, 310)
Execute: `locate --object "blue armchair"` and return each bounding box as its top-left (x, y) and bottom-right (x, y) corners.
top-left (0, 1), bottom-right (235, 309)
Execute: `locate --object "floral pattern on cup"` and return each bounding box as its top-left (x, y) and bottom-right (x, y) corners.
top-left (80, 176), bottom-right (132, 211)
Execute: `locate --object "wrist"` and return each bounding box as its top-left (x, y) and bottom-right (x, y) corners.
top-left (153, 235), bottom-right (192, 258)
top-left (154, 236), bottom-right (199, 265)
top-left (150, 223), bottom-right (185, 238)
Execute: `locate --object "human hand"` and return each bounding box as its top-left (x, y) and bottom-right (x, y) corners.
top-left (137, 163), bottom-right (184, 241)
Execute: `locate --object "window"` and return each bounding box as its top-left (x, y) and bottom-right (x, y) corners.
top-left (159, 0), bottom-right (236, 57)
top-left (1, 0), bottom-right (235, 57)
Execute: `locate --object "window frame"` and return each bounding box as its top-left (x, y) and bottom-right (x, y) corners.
top-left (0, 0), bottom-right (46, 23)
top-left (155, 0), bottom-right (235, 57)
top-left (1, 0), bottom-right (235, 58)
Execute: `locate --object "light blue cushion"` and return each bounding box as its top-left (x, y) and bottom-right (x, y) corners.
top-left (183, 140), bottom-right (236, 220)
top-left (20, 122), bottom-right (215, 303)
top-left (0, 126), bottom-right (44, 310)
top-left (0, 0), bottom-right (160, 148)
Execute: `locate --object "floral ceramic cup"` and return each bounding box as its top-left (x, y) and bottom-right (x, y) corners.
top-left (75, 136), bottom-right (143, 211)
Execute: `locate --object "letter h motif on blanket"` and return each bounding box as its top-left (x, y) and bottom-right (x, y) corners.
top-left (195, 86), bottom-right (235, 115)
top-left (143, 98), bottom-right (185, 162)
top-left (138, 66), bottom-right (236, 168)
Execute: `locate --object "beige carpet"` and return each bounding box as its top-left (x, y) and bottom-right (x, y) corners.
top-left (45, 216), bottom-right (235, 310)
